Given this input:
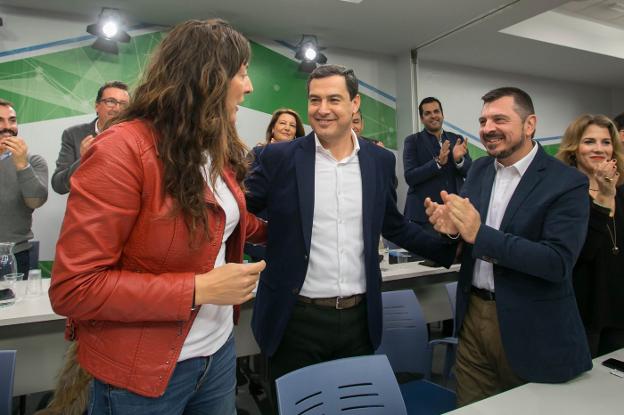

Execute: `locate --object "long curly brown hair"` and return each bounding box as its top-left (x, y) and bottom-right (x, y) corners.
top-left (115, 19), bottom-right (250, 241)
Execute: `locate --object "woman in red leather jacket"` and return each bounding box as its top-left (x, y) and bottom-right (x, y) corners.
top-left (50, 19), bottom-right (266, 414)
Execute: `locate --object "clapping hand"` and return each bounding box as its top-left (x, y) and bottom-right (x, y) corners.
top-left (425, 191), bottom-right (482, 244)
top-left (593, 159), bottom-right (618, 212)
top-left (437, 140), bottom-right (450, 165)
top-left (594, 159), bottom-right (618, 198)
top-left (453, 136), bottom-right (468, 163)
top-left (425, 191), bottom-right (458, 235)
top-left (80, 135), bottom-right (96, 157)
top-left (444, 193), bottom-right (481, 244)
top-left (1, 136), bottom-right (29, 170)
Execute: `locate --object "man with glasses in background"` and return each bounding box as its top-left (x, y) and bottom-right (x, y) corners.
top-left (52, 81), bottom-right (129, 194)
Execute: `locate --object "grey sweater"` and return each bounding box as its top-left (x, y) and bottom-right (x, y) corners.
top-left (0, 154), bottom-right (49, 253)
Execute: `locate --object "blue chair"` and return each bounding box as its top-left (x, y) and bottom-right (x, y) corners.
top-left (376, 290), bottom-right (457, 414)
top-left (0, 350), bottom-right (17, 415)
top-left (431, 282), bottom-right (459, 383)
top-left (275, 355), bottom-right (407, 415)
top-left (376, 290), bottom-right (432, 377)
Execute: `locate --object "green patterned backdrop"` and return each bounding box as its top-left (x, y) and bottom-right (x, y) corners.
top-left (0, 31), bottom-right (398, 148)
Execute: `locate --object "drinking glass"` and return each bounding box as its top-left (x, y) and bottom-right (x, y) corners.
top-left (4, 273), bottom-right (24, 302)
top-left (26, 269), bottom-right (43, 297)
top-left (0, 273), bottom-right (18, 307)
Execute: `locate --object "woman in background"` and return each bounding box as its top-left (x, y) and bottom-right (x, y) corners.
top-left (263, 108), bottom-right (305, 145)
top-left (557, 113), bottom-right (624, 357)
top-left (50, 19), bottom-right (266, 414)
top-left (245, 108), bottom-right (304, 262)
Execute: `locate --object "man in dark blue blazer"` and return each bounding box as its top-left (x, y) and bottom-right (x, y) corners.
top-left (246, 65), bottom-right (456, 390)
top-left (403, 97), bottom-right (471, 226)
top-left (426, 87), bottom-right (592, 405)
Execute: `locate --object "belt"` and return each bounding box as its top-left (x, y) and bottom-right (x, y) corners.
top-left (471, 286), bottom-right (496, 301)
top-left (298, 294), bottom-right (364, 309)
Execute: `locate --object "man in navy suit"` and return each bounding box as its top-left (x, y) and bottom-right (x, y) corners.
top-left (426, 87), bottom-right (592, 405)
top-left (246, 65), bottom-right (456, 391)
top-left (403, 97), bottom-right (471, 226)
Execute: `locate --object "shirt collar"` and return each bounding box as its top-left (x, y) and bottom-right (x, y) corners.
top-left (423, 128), bottom-right (445, 141)
top-left (94, 118), bottom-right (101, 135)
top-left (494, 140), bottom-right (539, 176)
top-left (314, 130), bottom-right (360, 161)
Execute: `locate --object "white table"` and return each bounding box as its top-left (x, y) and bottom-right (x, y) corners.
top-left (0, 279), bottom-right (67, 397)
top-left (447, 348), bottom-right (624, 415)
top-left (1, 261), bottom-right (458, 396)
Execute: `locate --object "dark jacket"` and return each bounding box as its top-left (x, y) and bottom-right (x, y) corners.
top-left (245, 132), bottom-right (455, 357)
top-left (403, 129), bottom-right (471, 223)
top-left (455, 145), bottom-right (592, 382)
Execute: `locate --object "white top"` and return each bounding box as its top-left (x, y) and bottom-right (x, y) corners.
top-left (178, 170), bottom-right (240, 361)
top-left (472, 142), bottom-right (538, 291)
top-left (300, 132), bottom-right (366, 298)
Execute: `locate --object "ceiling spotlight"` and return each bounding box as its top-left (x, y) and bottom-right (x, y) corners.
top-left (86, 8), bottom-right (131, 54)
top-left (304, 47), bottom-right (317, 61)
top-left (294, 35), bottom-right (327, 73)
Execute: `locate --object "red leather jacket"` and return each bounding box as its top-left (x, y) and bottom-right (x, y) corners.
top-left (50, 119), bottom-right (266, 397)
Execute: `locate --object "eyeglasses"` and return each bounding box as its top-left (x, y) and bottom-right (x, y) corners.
top-left (99, 98), bottom-right (129, 109)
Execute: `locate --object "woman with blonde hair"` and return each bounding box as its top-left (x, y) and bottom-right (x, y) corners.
top-left (557, 113), bottom-right (624, 357)
top-left (49, 19), bottom-right (266, 414)
top-left (263, 108), bottom-right (305, 144)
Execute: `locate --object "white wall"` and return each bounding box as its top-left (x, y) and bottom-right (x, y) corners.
top-left (417, 61), bottom-right (614, 146)
top-left (391, 58), bottom-right (618, 210)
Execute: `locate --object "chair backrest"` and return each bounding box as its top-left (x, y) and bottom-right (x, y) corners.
top-left (0, 350), bottom-right (16, 415)
top-left (375, 290), bottom-right (429, 374)
top-left (445, 282), bottom-right (457, 318)
top-left (445, 282), bottom-right (458, 334)
top-left (276, 355), bottom-right (407, 415)
top-left (28, 240), bottom-right (40, 270)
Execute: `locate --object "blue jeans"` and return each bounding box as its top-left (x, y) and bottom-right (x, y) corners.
top-left (89, 334), bottom-right (236, 415)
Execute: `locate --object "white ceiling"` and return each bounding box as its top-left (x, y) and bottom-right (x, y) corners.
top-left (0, 0), bottom-right (622, 88)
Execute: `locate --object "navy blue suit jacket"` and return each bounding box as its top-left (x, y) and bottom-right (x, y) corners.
top-left (246, 133), bottom-right (456, 357)
top-left (456, 145), bottom-right (592, 382)
top-left (403, 130), bottom-right (471, 224)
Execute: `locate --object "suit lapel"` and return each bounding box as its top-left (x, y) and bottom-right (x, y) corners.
top-left (478, 160), bottom-right (496, 218)
top-left (295, 134), bottom-right (316, 254)
top-left (358, 140), bottom-right (376, 258)
top-left (425, 131), bottom-right (441, 155)
top-left (499, 146), bottom-right (546, 231)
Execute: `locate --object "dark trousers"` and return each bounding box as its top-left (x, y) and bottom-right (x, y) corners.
top-left (267, 299), bottom-right (373, 408)
top-left (15, 250), bottom-right (30, 279)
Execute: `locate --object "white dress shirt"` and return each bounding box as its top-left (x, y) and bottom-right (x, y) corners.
top-left (300, 131), bottom-right (366, 298)
top-left (472, 142), bottom-right (538, 292)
